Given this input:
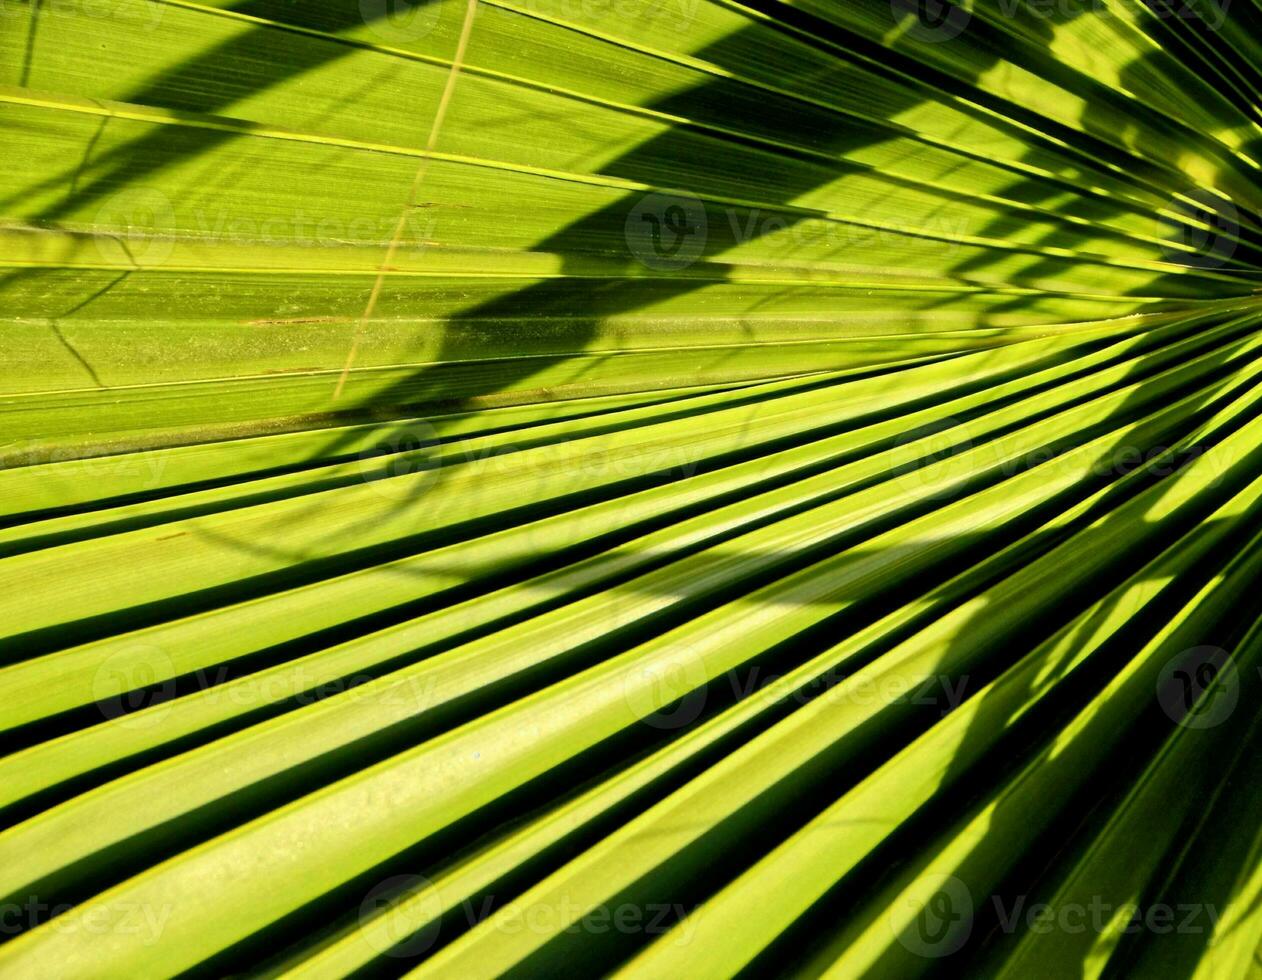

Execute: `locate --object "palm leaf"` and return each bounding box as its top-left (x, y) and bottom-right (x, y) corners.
top-left (1, 0), bottom-right (1260, 975)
